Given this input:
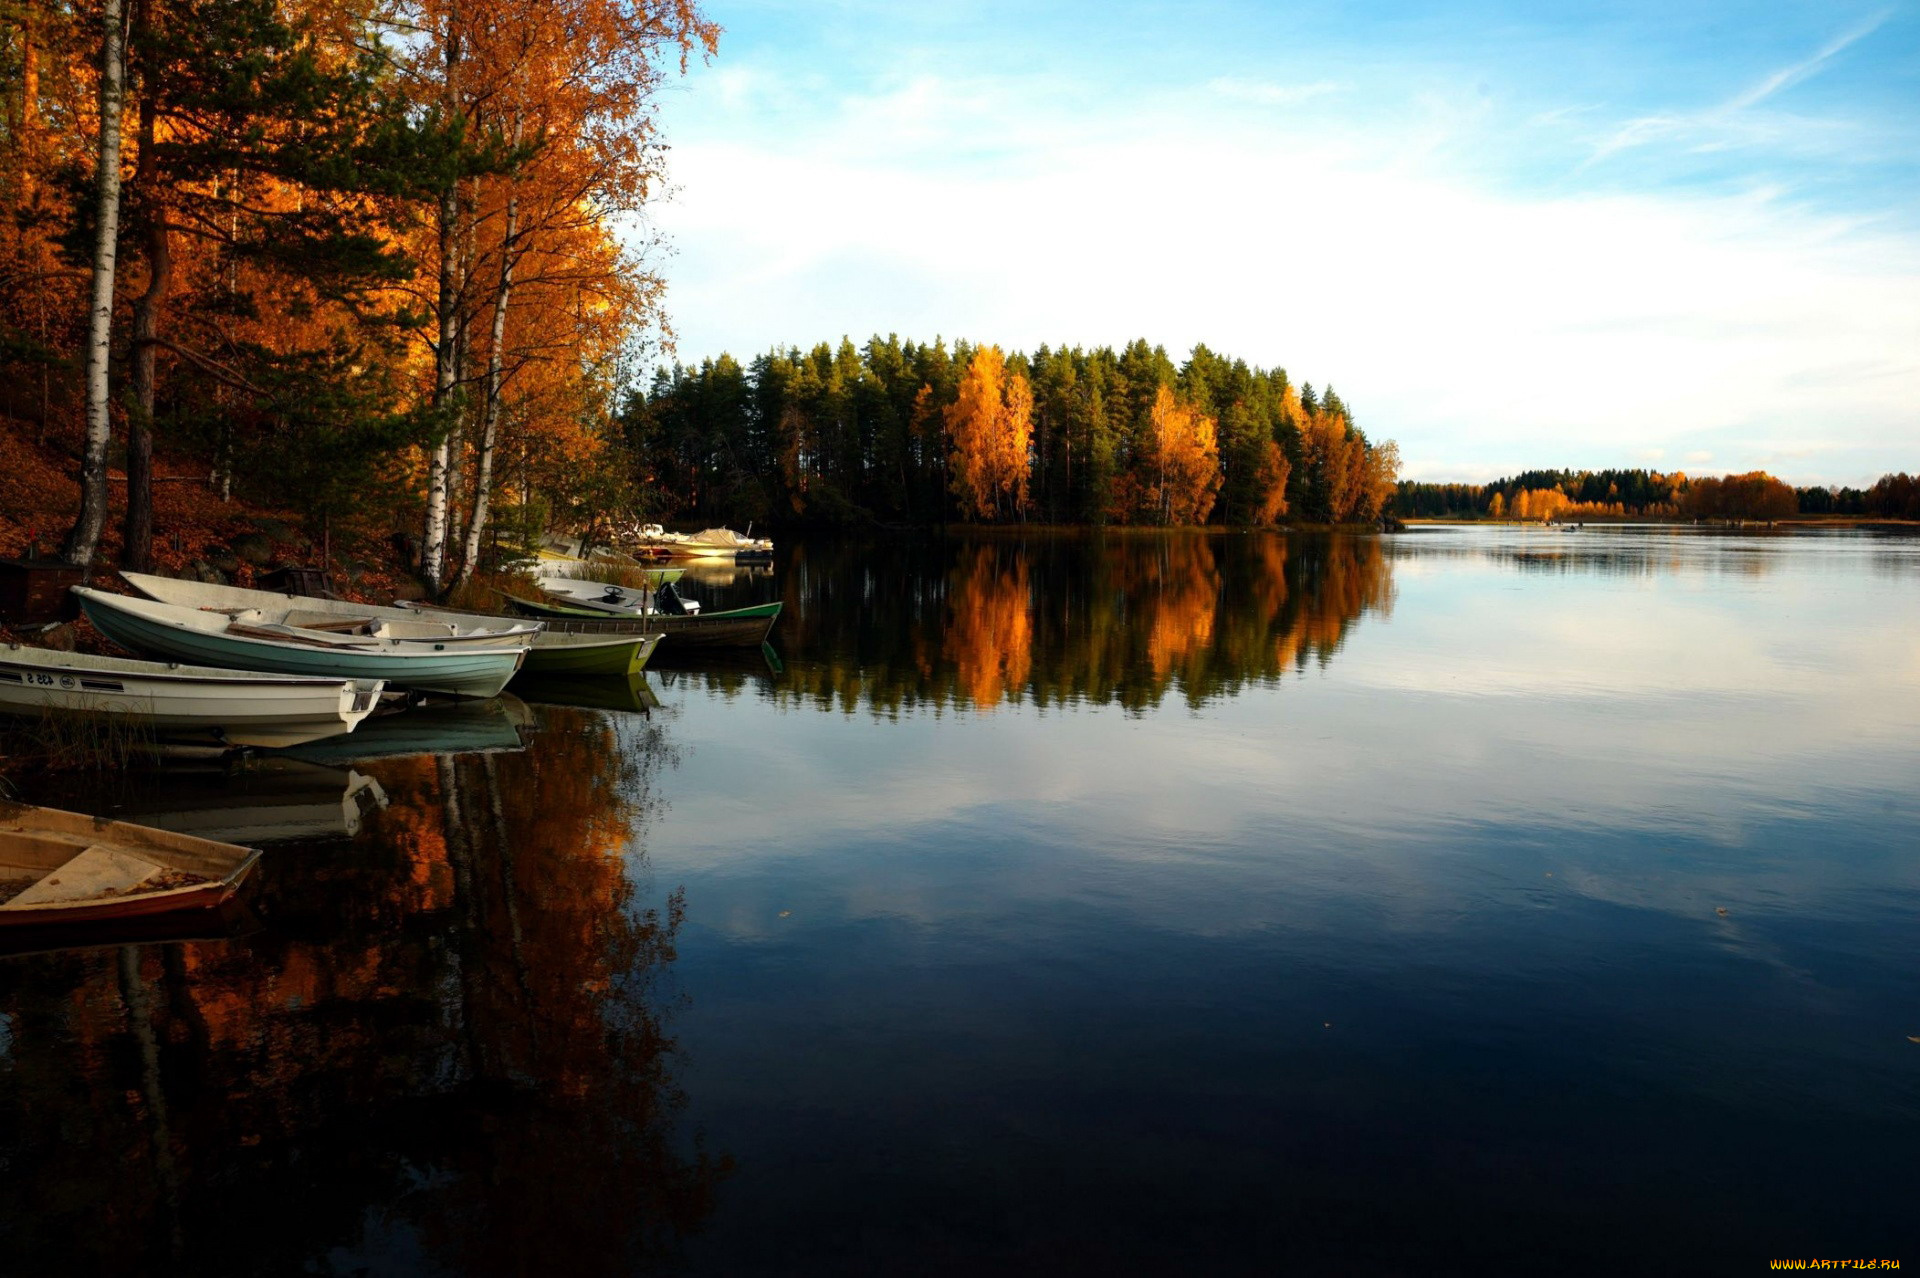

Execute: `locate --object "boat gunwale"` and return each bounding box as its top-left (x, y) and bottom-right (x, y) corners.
top-left (119, 571), bottom-right (543, 642)
top-left (76, 589), bottom-right (529, 698)
top-left (76, 589), bottom-right (532, 658)
top-left (0, 645), bottom-right (383, 691)
top-left (497, 590), bottom-right (784, 625)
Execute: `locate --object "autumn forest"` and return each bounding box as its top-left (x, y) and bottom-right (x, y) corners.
top-left (629, 339), bottom-right (1401, 533)
top-left (0, 0), bottom-right (720, 586)
top-left (0, 0), bottom-right (1410, 588)
top-left (3, 0), bottom-right (1912, 595)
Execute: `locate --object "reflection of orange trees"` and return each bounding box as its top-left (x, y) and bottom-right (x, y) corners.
top-left (945, 545), bottom-right (1033, 708)
top-left (1135, 537), bottom-right (1221, 683)
top-left (1271, 537), bottom-right (1394, 673)
top-left (764, 532), bottom-right (1395, 716)
top-left (0, 706), bottom-right (720, 1276)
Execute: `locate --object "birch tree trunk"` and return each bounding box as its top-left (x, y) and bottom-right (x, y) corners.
top-left (455, 185), bottom-right (518, 592)
top-left (420, 23), bottom-right (462, 595)
top-left (422, 182), bottom-right (459, 593)
top-left (61, 0), bottom-right (127, 567)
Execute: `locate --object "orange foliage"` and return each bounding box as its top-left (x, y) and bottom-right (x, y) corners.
top-left (1681, 471), bottom-right (1797, 520)
top-left (944, 346), bottom-right (1032, 521)
top-left (1139, 386), bottom-right (1222, 525)
top-left (1252, 437), bottom-right (1291, 525)
top-left (1510, 487), bottom-right (1573, 521)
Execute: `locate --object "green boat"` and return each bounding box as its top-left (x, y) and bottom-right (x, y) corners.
top-left (518, 630), bottom-right (660, 677)
top-left (409, 594), bottom-right (783, 649)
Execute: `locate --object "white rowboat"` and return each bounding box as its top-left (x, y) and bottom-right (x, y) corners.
top-left (75, 588), bottom-right (529, 699)
top-left (120, 572), bottom-right (651, 675)
top-left (0, 644), bottom-right (383, 748)
top-left (120, 572), bottom-right (541, 643)
top-left (533, 575), bottom-right (701, 616)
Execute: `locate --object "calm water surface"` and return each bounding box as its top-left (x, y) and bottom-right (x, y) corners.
top-left (2, 527), bottom-right (1916, 1275)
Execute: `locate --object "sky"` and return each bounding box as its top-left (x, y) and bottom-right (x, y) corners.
top-left (640, 0), bottom-right (1920, 486)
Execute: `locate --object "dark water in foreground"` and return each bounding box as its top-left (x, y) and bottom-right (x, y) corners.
top-left (2, 528), bottom-right (1916, 1275)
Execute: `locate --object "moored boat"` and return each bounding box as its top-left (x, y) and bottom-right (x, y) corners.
top-left (403, 595), bottom-right (782, 649)
top-left (75, 588), bottom-right (529, 699)
top-left (0, 801), bottom-right (263, 927)
top-left (121, 571), bottom-right (541, 642)
top-left (124, 570), bottom-right (648, 676)
top-left (634, 523), bottom-right (774, 561)
top-left (0, 643), bottom-right (383, 748)
top-left (536, 537), bottom-right (683, 572)
top-left (532, 574), bottom-right (700, 616)
top-left (520, 630), bottom-right (661, 676)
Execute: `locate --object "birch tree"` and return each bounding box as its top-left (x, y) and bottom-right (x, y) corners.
top-left (60, 0), bottom-right (126, 567)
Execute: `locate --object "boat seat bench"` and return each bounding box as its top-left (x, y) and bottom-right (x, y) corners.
top-left (5, 845), bottom-right (169, 907)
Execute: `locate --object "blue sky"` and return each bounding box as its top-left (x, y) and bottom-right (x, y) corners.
top-left (643, 1), bottom-right (1919, 485)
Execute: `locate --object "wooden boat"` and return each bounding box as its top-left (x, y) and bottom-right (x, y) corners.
top-left (75, 587), bottom-right (529, 699)
top-left (124, 571), bottom-right (645, 676)
top-left (403, 595), bottom-right (782, 650)
top-left (520, 630), bottom-right (661, 676)
top-left (0, 642), bottom-right (383, 748)
top-left (0, 896), bottom-right (257, 960)
top-left (532, 574), bottom-right (700, 616)
top-left (0, 801), bottom-right (262, 927)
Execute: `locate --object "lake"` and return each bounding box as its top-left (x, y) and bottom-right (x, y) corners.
top-left (2, 526), bottom-right (1916, 1275)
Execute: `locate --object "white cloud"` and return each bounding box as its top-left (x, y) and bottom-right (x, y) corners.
top-left (1588, 10), bottom-right (1893, 165)
top-left (648, 64), bottom-right (1920, 484)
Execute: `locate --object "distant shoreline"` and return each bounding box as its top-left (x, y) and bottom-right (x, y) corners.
top-left (1399, 516), bottom-right (1920, 530)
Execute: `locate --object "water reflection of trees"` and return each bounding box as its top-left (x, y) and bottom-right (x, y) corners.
top-left (1388, 529), bottom-right (1791, 578)
top-left (0, 706), bottom-right (723, 1277)
top-left (759, 532), bottom-right (1394, 715)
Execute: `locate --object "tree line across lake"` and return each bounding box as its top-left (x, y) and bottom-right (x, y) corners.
top-left (1394, 470), bottom-right (1920, 522)
top-left (625, 338), bottom-right (1401, 533)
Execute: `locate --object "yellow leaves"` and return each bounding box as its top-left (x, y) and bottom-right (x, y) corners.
top-left (1252, 438), bottom-right (1292, 526)
top-left (944, 346), bottom-right (1031, 521)
top-left (1510, 487), bottom-right (1572, 521)
top-left (1680, 471), bottom-right (1798, 521)
top-left (1140, 385), bottom-right (1222, 525)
